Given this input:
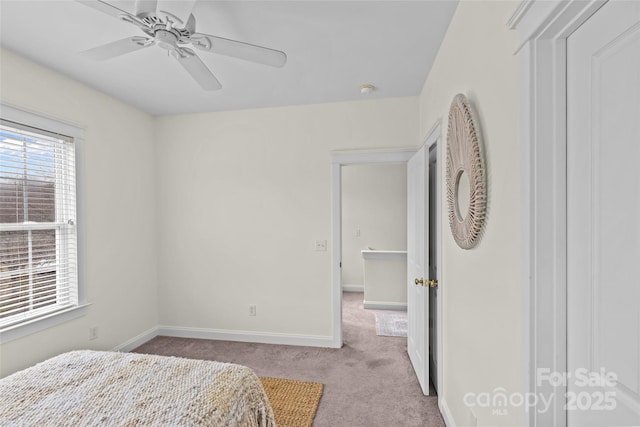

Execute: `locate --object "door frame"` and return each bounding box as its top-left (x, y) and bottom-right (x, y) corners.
top-left (508, 1), bottom-right (607, 426)
top-left (330, 127), bottom-right (443, 402)
top-left (330, 147), bottom-right (417, 349)
top-left (423, 121), bottom-right (443, 401)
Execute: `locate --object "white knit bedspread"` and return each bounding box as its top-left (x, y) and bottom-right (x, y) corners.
top-left (0, 350), bottom-right (275, 426)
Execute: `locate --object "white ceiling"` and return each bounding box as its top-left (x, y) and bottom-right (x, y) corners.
top-left (0, 1), bottom-right (458, 116)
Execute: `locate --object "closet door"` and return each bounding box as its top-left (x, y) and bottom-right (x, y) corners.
top-left (567, 1), bottom-right (640, 426)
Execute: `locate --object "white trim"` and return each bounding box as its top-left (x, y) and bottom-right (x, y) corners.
top-left (423, 120), bottom-right (444, 409)
top-left (331, 147), bottom-right (417, 165)
top-left (342, 284), bottom-right (364, 292)
top-left (113, 326), bottom-right (159, 352)
top-left (361, 250), bottom-right (407, 260)
top-left (331, 147), bottom-right (418, 350)
top-left (0, 304), bottom-right (90, 344)
top-left (363, 301), bottom-right (407, 311)
top-left (509, 0), bottom-right (605, 53)
top-left (439, 397), bottom-right (456, 427)
top-left (111, 325), bottom-right (336, 354)
top-left (0, 103), bottom-right (88, 342)
top-left (158, 326), bottom-right (334, 348)
top-left (509, 2), bottom-right (606, 426)
top-left (507, 0), bottom-right (535, 30)
top-left (331, 162), bottom-right (343, 348)
top-left (0, 103), bottom-right (86, 140)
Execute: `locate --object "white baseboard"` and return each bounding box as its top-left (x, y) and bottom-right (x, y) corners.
top-left (157, 326), bottom-right (334, 348)
top-left (342, 284), bottom-right (364, 292)
top-left (113, 326), bottom-right (158, 352)
top-left (439, 397), bottom-right (455, 427)
top-left (363, 300), bottom-right (407, 311)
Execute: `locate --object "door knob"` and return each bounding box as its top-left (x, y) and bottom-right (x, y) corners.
top-left (429, 279), bottom-right (438, 288)
top-left (414, 278), bottom-right (425, 286)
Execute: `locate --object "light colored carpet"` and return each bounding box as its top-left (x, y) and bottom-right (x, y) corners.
top-left (133, 292), bottom-right (445, 426)
top-left (260, 377), bottom-right (323, 427)
top-left (375, 311), bottom-right (408, 337)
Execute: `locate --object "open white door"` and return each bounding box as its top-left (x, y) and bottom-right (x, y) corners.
top-left (407, 144), bottom-right (429, 395)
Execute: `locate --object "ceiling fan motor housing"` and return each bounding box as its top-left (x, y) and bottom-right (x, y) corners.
top-left (138, 13), bottom-right (195, 42)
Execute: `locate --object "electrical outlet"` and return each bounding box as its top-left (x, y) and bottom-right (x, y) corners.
top-left (249, 305), bottom-right (256, 316)
top-left (315, 240), bottom-right (327, 251)
top-left (355, 228), bottom-right (361, 237)
top-left (89, 326), bottom-right (98, 341)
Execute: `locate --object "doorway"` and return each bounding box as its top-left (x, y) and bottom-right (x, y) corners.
top-left (331, 129), bottom-right (442, 400)
top-left (340, 163), bottom-right (407, 306)
top-left (330, 148), bottom-right (416, 348)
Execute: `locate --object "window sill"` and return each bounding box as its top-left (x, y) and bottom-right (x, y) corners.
top-left (0, 304), bottom-right (90, 344)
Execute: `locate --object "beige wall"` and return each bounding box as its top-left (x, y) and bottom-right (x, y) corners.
top-left (419, 2), bottom-right (524, 426)
top-left (362, 253), bottom-right (407, 305)
top-left (341, 163), bottom-right (407, 287)
top-left (0, 49), bottom-right (159, 376)
top-left (155, 97), bottom-right (418, 338)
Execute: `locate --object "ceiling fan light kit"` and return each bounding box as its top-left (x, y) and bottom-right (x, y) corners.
top-left (77, 0), bottom-right (287, 91)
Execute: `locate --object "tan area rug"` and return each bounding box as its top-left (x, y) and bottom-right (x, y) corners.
top-left (260, 377), bottom-right (323, 427)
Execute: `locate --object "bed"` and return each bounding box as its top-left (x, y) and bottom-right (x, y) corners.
top-left (0, 350), bottom-right (275, 426)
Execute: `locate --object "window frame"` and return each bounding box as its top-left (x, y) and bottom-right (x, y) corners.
top-left (0, 104), bottom-right (87, 344)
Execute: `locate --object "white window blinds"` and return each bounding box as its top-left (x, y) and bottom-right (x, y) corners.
top-left (0, 119), bottom-right (78, 329)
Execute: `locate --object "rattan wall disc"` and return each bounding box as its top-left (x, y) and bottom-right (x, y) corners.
top-left (446, 94), bottom-right (486, 249)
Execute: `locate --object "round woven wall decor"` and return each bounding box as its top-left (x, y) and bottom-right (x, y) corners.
top-left (446, 94), bottom-right (486, 249)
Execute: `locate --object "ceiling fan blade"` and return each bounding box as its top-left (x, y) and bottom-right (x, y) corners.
top-left (189, 33), bottom-right (287, 68)
top-left (175, 48), bottom-right (222, 91)
top-left (81, 37), bottom-right (153, 61)
top-left (135, 0), bottom-right (157, 19)
top-left (157, 0), bottom-right (196, 27)
top-left (76, 0), bottom-right (148, 30)
top-left (76, 0), bottom-right (131, 18)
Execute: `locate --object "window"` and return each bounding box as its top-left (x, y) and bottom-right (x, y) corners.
top-left (0, 118), bottom-right (78, 330)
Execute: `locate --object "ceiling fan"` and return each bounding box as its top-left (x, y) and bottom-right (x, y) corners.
top-left (77, 0), bottom-right (287, 90)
